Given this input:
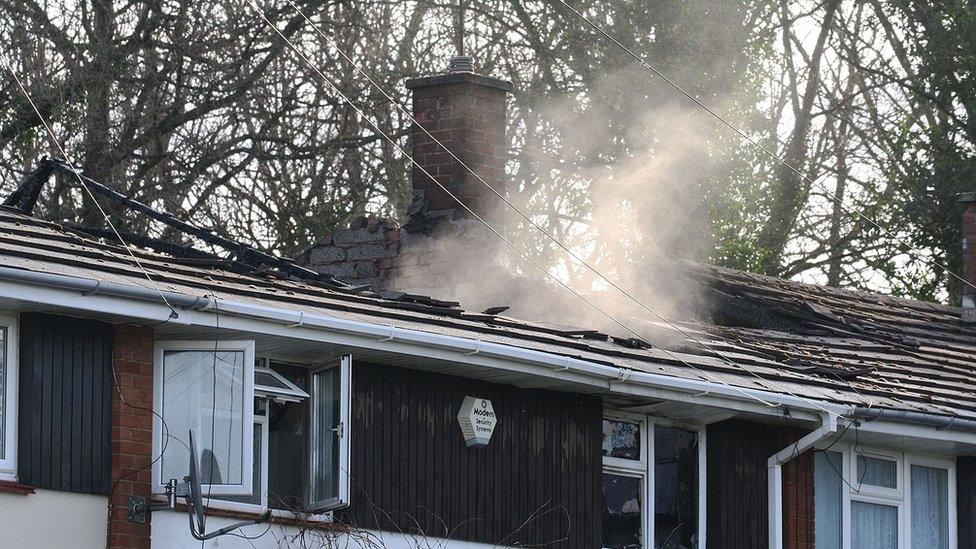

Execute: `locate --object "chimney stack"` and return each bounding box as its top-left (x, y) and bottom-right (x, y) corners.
top-left (961, 193), bottom-right (976, 319)
top-left (405, 64), bottom-right (513, 219)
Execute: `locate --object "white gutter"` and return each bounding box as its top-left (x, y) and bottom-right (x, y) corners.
top-left (0, 266), bottom-right (939, 425)
top-left (767, 413), bottom-right (839, 549)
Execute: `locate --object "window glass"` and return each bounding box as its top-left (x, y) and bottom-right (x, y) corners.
top-left (255, 370), bottom-right (290, 390)
top-left (268, 363), bottom-right (308, 511)
top-left (911, 465), bottom-right (949, 549)
top-left (214, 422), bottom-right (263, 505)
top-left (653, 426), bottom-right (698, 549)
top-left (603, 419), bottom-right (641, 460)
top-left (851, 501), bottom-right (897, 549)
top-left (160, 349), bottom-right (247, 488)
top-left (602, 472), bottom-right (642, 549)
top-left (856, 455), bottom-right (897, 489)
top-left (813, 451), bottom-right (843, 549)
top-left (310, 366), bottom-right (341, 507)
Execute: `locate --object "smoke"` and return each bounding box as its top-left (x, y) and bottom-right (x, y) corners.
top-left (387, 64), bottom-right (740, 348)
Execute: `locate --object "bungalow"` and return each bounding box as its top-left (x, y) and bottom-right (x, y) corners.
top-left (0, 60), bottom-right (973, 549)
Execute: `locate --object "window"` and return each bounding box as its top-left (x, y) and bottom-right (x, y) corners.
top-left (153, 341), bottom-right (255, 495)
top-left (813, 446), bottom-right (956, 549)
top-left (0, 314), bottom-right (17, 479)
top-left (601, 414), bottom-right (703, 549)
top-left (154, 346), bottom-right (353, 516)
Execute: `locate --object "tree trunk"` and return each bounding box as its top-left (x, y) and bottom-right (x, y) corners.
top-left (80, 0), bottom-right (115, 225)
top-left (756, 0), bottom-right (841, 275)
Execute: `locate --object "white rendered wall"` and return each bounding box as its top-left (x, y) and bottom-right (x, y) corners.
top-left (152, 510), bottom-right (507, 549)
top-left (0, 488), bottom-right (107, 548)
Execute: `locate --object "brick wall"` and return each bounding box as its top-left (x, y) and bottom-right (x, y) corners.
top-left (298, 216), bottom-right (401, 288)
top-left (783, 450), bottom-right (815, 549)
top-left (108, 324), bottom-right (155, 549)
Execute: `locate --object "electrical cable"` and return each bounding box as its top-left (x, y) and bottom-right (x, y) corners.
top-left (553, 0), bottom-right (976, 297)
top-left (246, 0), bottom-right (807, 415)
top-left (0, 58), bottom-right (181, 318)
top-left (259, 0), bottom-right (861, 418)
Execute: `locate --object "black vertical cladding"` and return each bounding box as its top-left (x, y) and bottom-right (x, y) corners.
top-left (705, 418), bottom-right (807, 549)
top-left (17, 312), bottom-right (114, 494)
top-left (341, 362), bottom-right (603, 548)
top-left (959, 456), bottom-right (976, 549)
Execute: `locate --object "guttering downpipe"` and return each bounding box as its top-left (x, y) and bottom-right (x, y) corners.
top-left (767, 413), bottom-right (839, 549)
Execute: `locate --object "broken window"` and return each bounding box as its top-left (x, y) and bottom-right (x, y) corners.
top-left (601, 414), bottom-right (701, 549)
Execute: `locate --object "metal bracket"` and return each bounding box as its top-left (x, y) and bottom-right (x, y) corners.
top-left (127, 495), bottom-right (149, 524)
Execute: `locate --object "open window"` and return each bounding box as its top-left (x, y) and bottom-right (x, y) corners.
top-left (157, 350), bottom-right (354, 516)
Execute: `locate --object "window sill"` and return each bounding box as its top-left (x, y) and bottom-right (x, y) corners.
top-left (172, 503), bottom-right (346, 532)
top-left (0, 480), bottom-right (35, 495)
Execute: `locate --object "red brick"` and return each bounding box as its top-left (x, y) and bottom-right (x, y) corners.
top-left (108, 325), bottom-right (154, 549)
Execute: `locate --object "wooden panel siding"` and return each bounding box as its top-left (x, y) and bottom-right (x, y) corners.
top-left (17, 312), bottom-right (113, 494)
top-left (340, 362), bottom-right (602, 548)
top-left (706, 418), bottom-right (810, 549)
top-left (960, 456), bottom-right (976, 549)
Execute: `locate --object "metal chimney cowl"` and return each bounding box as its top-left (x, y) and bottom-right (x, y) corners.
top-left (449, 55), bottom-right (474, 73)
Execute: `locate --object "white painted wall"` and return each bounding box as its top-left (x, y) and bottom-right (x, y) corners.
top-left (0, 488), bottom-right (107, 548)
top-left (151, 510), bottom-right (508, 549)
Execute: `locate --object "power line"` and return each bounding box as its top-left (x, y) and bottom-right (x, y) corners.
top-left (270, 0), bottom-right (864, 416)
top-left (0, 57), bottom-right (180, 317)
top-left (248, 0), bottom-right (866, 417)
top-left (554, 0), bottom-right (976, 296)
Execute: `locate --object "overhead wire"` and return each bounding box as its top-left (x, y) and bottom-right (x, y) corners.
top-left (554, 0), bottom-right (976, 297)
top-left (266, 0), bottom-right (863, 417)
top-left (0, 57), bottom-right (180, 318)
top-left (0, 55), bottom-right (185, 528)
top-left (244, 0), bottom-right (874, 417)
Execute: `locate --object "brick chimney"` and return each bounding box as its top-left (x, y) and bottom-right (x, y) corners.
top-left (961, 192), bottom-right (976, 318)
top-left (404, 67), bottom-right (513, 219)
top-left (298, 62), bottom-right (515, 298)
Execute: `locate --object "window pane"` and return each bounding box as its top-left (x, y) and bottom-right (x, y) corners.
top-left (254, 370), bottom-right (290, 390)
top-left (603, 472), bottom-right (642, 549)
top-left (603, 419), bottom-right (641, 460)
top-left (0, 326), bottom-right (6, 459)
top-left (268, 364), bottom-right (308, 511)
top-left (856, 455), bottom-right (897, 489)
top-left (852, 501), bottom-right (897, 549)
top-left (654, 426), bottom-right (698, 549)
top-left (160, 350), bottom-right (246, 487)
top-left (214, 422), bottom-right (263, 505)
top-left (814, 451), bottom-right (843, 549)
top-left (911, 465), bottom-right (949, 549)
top-left (310, 367), bottom-right (340, 506)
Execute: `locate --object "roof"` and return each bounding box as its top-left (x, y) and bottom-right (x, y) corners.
top-left (2, 206), bottom-right (974, 422)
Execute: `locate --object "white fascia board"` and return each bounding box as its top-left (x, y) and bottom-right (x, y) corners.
top-left (0, 275), bottom-right (887, 425)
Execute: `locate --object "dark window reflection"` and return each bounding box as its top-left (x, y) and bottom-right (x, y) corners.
top-left (268, 363), bottom-right (308, 511)
top-left (603, 419), bottom-right (641, 460)
top-left (654, 426), bottom-right (698, 549)
top-left (602, 472), bottom-right (642, 548)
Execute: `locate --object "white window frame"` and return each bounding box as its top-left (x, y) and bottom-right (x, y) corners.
top-left (254, 359), bottom-right (310, 402)
top-left (308, 355), bottom-right (352, 512)
top-left (152, 340), bottom-right (255, 496)
top-left (815, 443), bottom-right (957, 549)
top-left (0, 314), bottom-right (18, 480)
top-left (601, 411), bottom-right (706, 549)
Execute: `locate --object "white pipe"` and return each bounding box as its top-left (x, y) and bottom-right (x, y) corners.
top-left (767, 413), bottom-right (839, 549)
